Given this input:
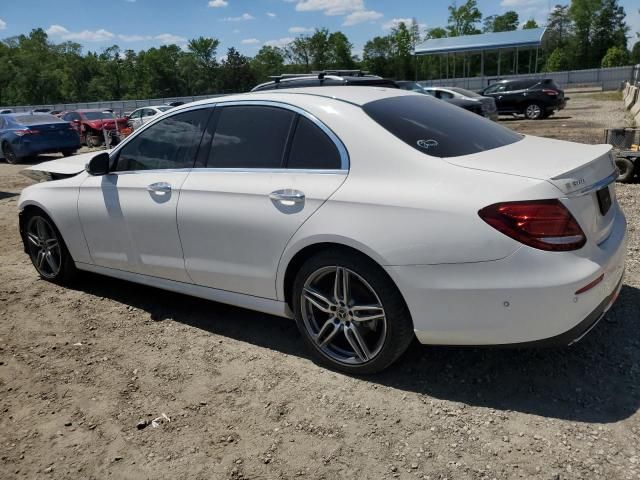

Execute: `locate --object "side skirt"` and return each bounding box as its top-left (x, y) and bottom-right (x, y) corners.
top-left (75, 262), bottom-right (293, 319)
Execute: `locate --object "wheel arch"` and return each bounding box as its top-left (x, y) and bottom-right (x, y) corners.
top-left (279, 240), bottom-right (411, 326)
top-left (18, 203), bottom-right (60, 253)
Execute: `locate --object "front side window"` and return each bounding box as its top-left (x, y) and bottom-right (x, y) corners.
top-left (207, 106), bottom-right (294, 169)
top-left (129, 110), bottom-right (142, 120)
top-left (115, 109), bottom-right (211, 172)
top-left (363, 95), bottom-right (522, 158)
top-left (287, 116), bottom-right (342, 170)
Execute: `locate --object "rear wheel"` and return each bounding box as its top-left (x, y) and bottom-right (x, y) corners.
top-left (292, 250), bottom-right (414, 374)
top-left (2, 142), bottom-right (19, 164)
top-left (85, 133), bottom-right (101, 148)
top-left (24, 212), bottom-right (77, 284)
top-left (524, 103), bottom-right (544, 120)
top-left (615, 157), bottom-right (635, 183)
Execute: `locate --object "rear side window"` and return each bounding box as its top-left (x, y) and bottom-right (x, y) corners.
top-left (363, 95), bottom-right (522, 158)
top-left (287, 116), bottom-right (342, 170)
top-left (207, 106), bottom-right (294, 168)
top-left (115, 109), bottom-right (210, 171)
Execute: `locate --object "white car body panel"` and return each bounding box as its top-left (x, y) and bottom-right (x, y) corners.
top-left (78, 170), bottom-right (192, 282)
top-left (178, 169), bottom-right (347, 298)
top-left (18, 87), bottom-right (627, 347)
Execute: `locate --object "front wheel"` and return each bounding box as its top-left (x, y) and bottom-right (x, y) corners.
top-left (293, 250), bottom-right (414, 374)
top-left (24, 212), bottom-right (77, 284)
top-left (524, 103), bottom-right (544, 120)
top-left (2, 142), bottom-right (19, 164)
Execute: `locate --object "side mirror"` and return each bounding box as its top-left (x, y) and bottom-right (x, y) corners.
top-left (85, 152), bottom-right (110, 176)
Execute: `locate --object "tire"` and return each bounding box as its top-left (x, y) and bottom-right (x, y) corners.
top-left (61, 149), bottom-right (77, 157)
top-left (2, 142), bottom-right (19, 164)
top-left (615, 157), bottom-right (635, 183)
top-left (24, 211), bottom-right (78, 285)
top-left (292, 250), bottom-right (414, 374)
top-left (85, 134), bottom-right (101, 148)
top-left (524, 103), bottom-right (544, 120)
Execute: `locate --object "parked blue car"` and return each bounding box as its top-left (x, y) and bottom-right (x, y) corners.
top-left (0, 113), bottom-right (80, 164)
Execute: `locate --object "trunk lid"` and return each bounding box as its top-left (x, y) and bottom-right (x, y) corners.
top-left (447, 135), bottom-right (619, 246)
top-left (446, 135), bottom-right (615, 195)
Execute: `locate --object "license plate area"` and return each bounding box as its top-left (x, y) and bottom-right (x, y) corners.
top-left (596, 186), bottom-right (612, 216)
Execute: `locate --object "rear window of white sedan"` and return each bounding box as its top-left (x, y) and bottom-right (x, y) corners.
top-left (363, 95), bottom-right (522, 158)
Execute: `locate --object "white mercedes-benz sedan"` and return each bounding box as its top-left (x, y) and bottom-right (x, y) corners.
top-left (18, 87), bottom-right (627, 374)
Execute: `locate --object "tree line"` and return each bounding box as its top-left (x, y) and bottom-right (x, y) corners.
top-left (0, 0), bottom-right (638, 106)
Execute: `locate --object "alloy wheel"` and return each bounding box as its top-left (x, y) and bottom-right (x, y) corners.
top-left (26, 216), bottom-right (62, 279)
top-left (300, 266), bottom-right (387, 365)
top-left (526, 104), bottom-right (542, 119)
top-left (2, 143), bottom-right (18, 164)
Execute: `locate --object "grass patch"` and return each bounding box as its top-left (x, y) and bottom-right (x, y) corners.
top-left (578, 91), bottom-right (623, 101)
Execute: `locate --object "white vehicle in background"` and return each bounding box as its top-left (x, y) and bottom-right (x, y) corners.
top-left (127, 105), bottom-right (174, 130)
top-left (18, 87), bottom-right (626, 373)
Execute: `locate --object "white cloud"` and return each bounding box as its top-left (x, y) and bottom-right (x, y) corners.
top-left (241, 38), bottom-right (260, 44)
top-left (293, 0), bottom-right (364, 16)
top-left (0, 18), bottom-right (7, 31)
top-left (46, 25), bottom-right (115, 42)
top-left (288, 26), bottom-right (314, 33)
top-left (208, 0), bottom-right (228, 7)
top-left (500, 0), bottom-right (550, 25)
top-left (383, 18), bottom-right (412, 30)
top-left (267, 12), bottom-right (277, 18)
top-left (265, 37), bottom-right (294, 48)
top-left (154, 33), bottom-right (187, 44)
top-left (342, 9), bottom-right (382, 26)
top-left (46, 25), bottom-right (186, 45)
top-left (287, 0), bottom-right (382, 27)
top-left (222, 12), bottom-right (255, 21)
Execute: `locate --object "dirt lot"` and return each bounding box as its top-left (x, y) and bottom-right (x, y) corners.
top-left (1, 93), bottom-right (639, 480)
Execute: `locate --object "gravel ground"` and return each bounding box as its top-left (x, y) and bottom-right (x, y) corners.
top-left (0, 93), bottom-right (639, 480)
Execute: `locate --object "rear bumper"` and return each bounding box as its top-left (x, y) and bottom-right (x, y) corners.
top-left (14, 138), bottom-right (80, 157)
top-left (386, 208), bottom-right (627, 346)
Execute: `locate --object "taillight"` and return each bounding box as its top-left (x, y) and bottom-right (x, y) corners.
top-left (542, 89), bottom-right (558, 96)
top-left (478, 200), bottom-right (586, 251)
top-left (14, 129), bottom-right (38, 136)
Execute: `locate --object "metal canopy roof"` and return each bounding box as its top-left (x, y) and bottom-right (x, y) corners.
top-left (415, 27), bottom-right (547, 55)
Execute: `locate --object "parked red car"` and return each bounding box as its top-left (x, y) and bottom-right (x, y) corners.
top-left (59, 109), bottom-right (128, 147)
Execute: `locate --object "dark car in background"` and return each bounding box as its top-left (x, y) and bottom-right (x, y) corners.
top-left (0, 113), bottom-right (80, 164)
top-left (60, 109), bottom-right (129, 147)
top-left (397, 82), bottom-right (498, 121)
top-left (480, 78), bottom-right (567, 120)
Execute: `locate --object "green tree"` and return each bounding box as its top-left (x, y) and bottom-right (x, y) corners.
top-left (327, 31), bottom-right (355, 69)
top-left (217, 47), bottom-right (256, 93)
top-left (391, 22), bottom-right (414, 79)
top-left (546, 5), bottom-right (572, 50)
top-left (522, 19), bottom-right (539, 29)
top-left (545, 47), bottom-right (571, 71)
top-left (591, 0), bottom-right (628, 64)
top-left (186, 36), bottom-right (220, 93)
top-left (447, 0), bottom-right (482, 36)
top-left (362, 35), bottom-right (395, 77)
top-left (483, 11), bottom-right (519, 33)
top-left (425, 27), bottom-right (447, 39)
top-left (251, 45), bottom-right (285, 82)
top-left (601, 45), bottom-right (629, 67)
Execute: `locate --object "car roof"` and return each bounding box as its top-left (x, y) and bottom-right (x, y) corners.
top-left (185, 86), bottom-right (412, 109)
top-left (252, 75), bottom-right (397, 92)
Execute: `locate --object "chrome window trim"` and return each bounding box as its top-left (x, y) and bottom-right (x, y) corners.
top-left (211, 99), bottom-right (350, 171)
top-left (189, 168), bottom-right (347, 175)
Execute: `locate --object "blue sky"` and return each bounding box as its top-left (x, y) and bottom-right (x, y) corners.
top-left (0, 0), bottom-right (638, 57)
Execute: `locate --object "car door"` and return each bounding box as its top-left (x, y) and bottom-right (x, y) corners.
top-left (128, 109), bottom-right (144, 130)
top-left (78, 107), bottom-right (212, 281)
top-left (482, 83), bottom-right (507, 111)
top-left (178, 102), bottom-right (348, 299)
top-left (141, 108), bottom-right (157, 126)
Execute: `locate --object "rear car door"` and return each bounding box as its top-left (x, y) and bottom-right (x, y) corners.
top-left (178, 102), bottom-right (348, 299)
top-left (78, 107), bottom-right (212, 281)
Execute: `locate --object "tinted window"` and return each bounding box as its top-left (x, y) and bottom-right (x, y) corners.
top-left (287, 116), bottom-right (341, 170)
top-left (115, 109), bottom-right (210, 171)
top-left (438, 90), bottom-right (454, 99)
top-left (484, 83), bottom-right (505, 94)
top-left (207, 106), bottom-right (294, 168)
top-left (363, 95), bottom-right (522, 158)
top-left (83, 111), bottom-right (110, 120)
top-left (13, 114), bottom-right (64, 125)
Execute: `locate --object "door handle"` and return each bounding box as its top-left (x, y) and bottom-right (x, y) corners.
top-left (269, 189), bottom-right (305, 204)
top-left (147, 182), bottom-right (172, 194)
